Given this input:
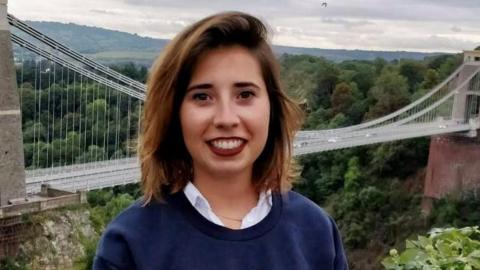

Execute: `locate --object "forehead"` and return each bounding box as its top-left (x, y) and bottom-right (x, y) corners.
top-left (189, 45), bottom-right (265, 87)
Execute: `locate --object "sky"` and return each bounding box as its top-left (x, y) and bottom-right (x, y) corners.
top-left (7, 0), bottom-right (480, 53)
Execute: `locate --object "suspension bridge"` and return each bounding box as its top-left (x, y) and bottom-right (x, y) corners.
top-left (1, 3), bottom-right (480, 205)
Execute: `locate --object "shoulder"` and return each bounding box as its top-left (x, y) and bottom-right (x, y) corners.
top-left (282, 190), bottom-right (334, 225)
top-left (280, 191), bottom-right (349, 269)
top-left (93, 198), bottom-right (177, 269)
top-left (101, 199), bottom-right (163, 233)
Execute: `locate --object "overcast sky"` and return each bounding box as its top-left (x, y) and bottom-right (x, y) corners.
top-left (7, 0), bottom-right (480, 53)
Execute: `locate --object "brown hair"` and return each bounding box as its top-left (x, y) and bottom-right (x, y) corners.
top-left (139, 11), bottom-right (303, 203)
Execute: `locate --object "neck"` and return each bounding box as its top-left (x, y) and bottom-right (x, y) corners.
top-left (192, 167), bottom-right (258, 217)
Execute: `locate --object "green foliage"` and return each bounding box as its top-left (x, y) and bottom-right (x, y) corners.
top-left (75, 228), bottom-right (100, 270)
top-left (338, 61), bottom-right (375, 94)
top-left (328, 113), bottom-right (349, 128)
top-left (399, 60), bottom-right (426, 92)
top-left (358, 186), bottom-right (387, 211)
top-left (304, 108), bottom-right (330, 129)
top-left (90, 193), bottom-right (134, 232)
top-left (344, 156), bottom-right (363, 192)
top-left (331, 82), bottom-right (354, 115)
top-left (76, 190), bottom-right (136, 269)
top-left (365, 70), bottom-right (410, 119)
top-left (280, 55), bottom-right (339, 110)
top-left (382, 227), bottom-right (480, 270)
top-left (437, 55), bottom-right (463, 79)
top-left (18, 62), bottom-right (145, 168)
top-left (87, 189), bottom-right (115, 207)
top-left (368, 139), bottom-right (429, 178)
top-left (430, 193), bottom-right (480, 227)
top-left (0, 257), bottom-right (28, 270)
top-left (280, 52), bottom-right (466, 269)
top-left (420, 69), bottom-right (440, 90)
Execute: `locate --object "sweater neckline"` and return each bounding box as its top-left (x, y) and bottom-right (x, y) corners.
top-left (167, 190), bottom-right (283, 241)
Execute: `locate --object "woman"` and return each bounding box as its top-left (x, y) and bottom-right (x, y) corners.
top-left (94, 11), bottom-right (348, 270)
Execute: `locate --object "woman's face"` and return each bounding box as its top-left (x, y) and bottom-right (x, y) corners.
top-left (180, 45), bottom-right (271, 179)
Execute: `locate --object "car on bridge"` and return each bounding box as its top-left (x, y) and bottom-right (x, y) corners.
top-left (327, 137), bottom-right (338, 143)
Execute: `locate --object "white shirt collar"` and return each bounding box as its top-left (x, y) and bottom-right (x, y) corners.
top-left (183, 181), bottom-right (272, 229)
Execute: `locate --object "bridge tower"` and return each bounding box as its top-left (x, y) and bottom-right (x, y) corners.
top-left (0, 0), bottom-right (26, 206)
top-left (424, 51), bottom-right (480, 210)
top-left (451, 51), bottom-right (480, 123)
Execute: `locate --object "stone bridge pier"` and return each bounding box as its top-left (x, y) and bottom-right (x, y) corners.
top-left (0, 0), bottom-right (26, 206)
top-left (424, 134), bottom-right (480, 200)
top-left (423, 50), bottom-right (480, 211)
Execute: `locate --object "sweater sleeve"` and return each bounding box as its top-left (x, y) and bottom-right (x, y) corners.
top-left (329, 217), bottom-right (349, 270)
top-left (92, 225), bottom-right (136, 270)
top-left (93, 256), bottom-right (125, 270)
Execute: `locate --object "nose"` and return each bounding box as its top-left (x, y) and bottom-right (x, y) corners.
top-left (213, 99), bottom-right (240, 129)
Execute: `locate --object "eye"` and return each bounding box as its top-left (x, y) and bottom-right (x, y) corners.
top-left (192, 93), bottom-right (210, 101)
top-left (238, 90), bottom-right (255, 100)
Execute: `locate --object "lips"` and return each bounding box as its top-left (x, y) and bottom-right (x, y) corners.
top-left (207, 138), bottom-right (246, 156)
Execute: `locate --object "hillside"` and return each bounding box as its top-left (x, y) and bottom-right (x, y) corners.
top-left (20, 21), bottom-right (447, 65)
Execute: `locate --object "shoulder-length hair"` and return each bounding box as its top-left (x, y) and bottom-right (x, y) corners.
top-left (139, 11), bottom-right (303, 203)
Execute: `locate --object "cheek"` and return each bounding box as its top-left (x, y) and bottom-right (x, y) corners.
top-left (250, 98), bottom-right (271, 139)
top-left (180, 104), bottom-right (207, 142)
top-left (179, 104), bottom-right (195, 142)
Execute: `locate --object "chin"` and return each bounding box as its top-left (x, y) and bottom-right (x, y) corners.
top-left (206, 163), bottom-right (251, 177)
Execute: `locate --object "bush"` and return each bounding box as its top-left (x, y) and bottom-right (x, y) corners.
top-left (90, 193), bottom-right (134, 232)
top-left (430, 193), bottom-right (480, 227)
top-left (79, 192), bottom-right (135, 269)
top-left (382, 226), bottom-right (480, 270)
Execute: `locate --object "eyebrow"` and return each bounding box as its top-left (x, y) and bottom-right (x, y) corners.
top-left (186, 83), bottom-right (212, 92)
top-left (234, 82), bottom-right (260, 89)
top-left (186, 81), bottom-right (261, 92)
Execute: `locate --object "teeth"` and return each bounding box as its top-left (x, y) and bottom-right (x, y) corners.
top-left (211, 139), bottom-right (243, 150)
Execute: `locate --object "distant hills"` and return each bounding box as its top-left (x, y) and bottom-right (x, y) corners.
top-left (20, 21), bottom-right (448, 66)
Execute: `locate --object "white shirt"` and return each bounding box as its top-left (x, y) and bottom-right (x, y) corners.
top-left (183, 182), bottom-right (272, 229)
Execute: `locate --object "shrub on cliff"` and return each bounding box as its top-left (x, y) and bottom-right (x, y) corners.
top-left (382, 226), bottom-right (480, 270)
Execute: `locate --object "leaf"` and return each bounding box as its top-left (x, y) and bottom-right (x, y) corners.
top-left (406, 240), bottom-right (416, 249)
top-left (418, 236), bottom-right (432, 247)
top-left (469, 250), bottom-right (480, 259)
top-left (399, 249), bottom-right (421, 264)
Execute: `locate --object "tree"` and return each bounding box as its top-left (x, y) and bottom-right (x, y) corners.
top-left (304, 108), bottom-right (329, 129)
top-left (328, 113), bottom-right (349, 128)
top-left (338, 61), bottom-right (375, 94)
top-left (344, 156), bottom-right (363, 192)
top-left (365, 70), bottom-right (410, 120)
top-left (331, 82), bottom-right (354, 115)
top-left (19, 86), bottom-right (35, 124)
top-left (399, 60), bottom-right (426, 92)
top-left (280, 55), bottom-right (338, 110)
top-left (420, 69), bottom-right (440, 90)
top-left (373, 57), bottom-right (387, 75)
top-left (85, 99), bottom-right (107, 127)
top-left (438, 55), bottom-right (463, 79)
top-left (75, 145), bottom-right (105, 163)
top-left (312, 63), bottom-right (339, 109)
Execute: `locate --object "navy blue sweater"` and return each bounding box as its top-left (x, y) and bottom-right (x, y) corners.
top-left (93, 191), bottom-right (348, 270)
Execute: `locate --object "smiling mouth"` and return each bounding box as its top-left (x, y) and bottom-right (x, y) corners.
top-left (207, 138), bottom-right (246, 156)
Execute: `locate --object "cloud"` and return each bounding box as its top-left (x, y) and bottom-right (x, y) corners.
top-left (89, 9), bottom-right (121, 15)
top-left (8, 0), bottom-right (480, 52)
top-left (321, 17), bottom-right (374, 29)
top-left (451, 26), bottom-right (462, 33)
